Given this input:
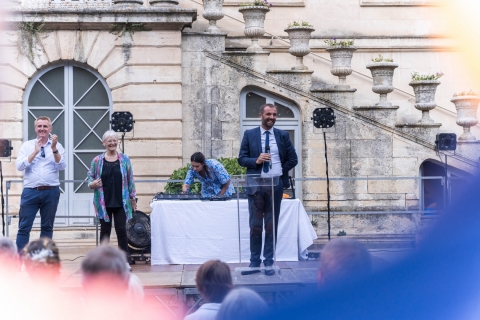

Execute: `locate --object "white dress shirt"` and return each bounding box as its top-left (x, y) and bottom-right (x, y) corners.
top-left (260, 127), bottom-right (282, 178)
top-left (16, 138), bottom-right (66, 188)
top-left (184, 303), bottom-right (221, 320)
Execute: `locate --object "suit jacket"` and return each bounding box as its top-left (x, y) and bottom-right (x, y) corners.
top-left (238, 127), bottom-right (298, 189)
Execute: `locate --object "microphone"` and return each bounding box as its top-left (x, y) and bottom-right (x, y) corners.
top-left (265, 146), bottom-right (272, 169)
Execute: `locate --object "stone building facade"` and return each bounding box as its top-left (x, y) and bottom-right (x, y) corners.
top-left (1, 0), bottom-right (479, 237)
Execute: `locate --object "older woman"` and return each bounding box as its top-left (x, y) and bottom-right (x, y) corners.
top-left (87, 130), bottom-right (136, 266)
top-left (182, 152), bottom-right (234, 198)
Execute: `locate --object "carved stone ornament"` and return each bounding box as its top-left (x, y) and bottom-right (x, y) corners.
top-left (366, 62), bottom-right (399, 107)
top-left (409, 80), bottom-right (441, 124)
top-left (451, 95), bottom-right (480, 141)
top-left (149, 0), bottom-right (180, 6)
top-left (202, 0), bottom-right (225, 34)
top-left (239, 6), bottom-right (270, 52)
top-left (114, 0), bottom-right (144, 5)
top-left (284, 26), bottom-right (315, 70)
top-left (325, 46), bottom-right (357, 90)
top-left (7, 0), bottom-right (22, 8)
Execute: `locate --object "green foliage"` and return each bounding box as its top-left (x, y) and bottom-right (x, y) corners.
top-left (15, 20), bottom-right (47, 62)
top-left (110, 21), bottom-right (151, 40)
top-left (288, 21), bottom-right (314, 28)
top-left (164, 158), bottom-right (246, 194)
top-left (371, 54), bottom-right (394, 63)
top-left (453, 90), bottom-right (479, 97)
top-left (411, 71), bottom-right (444, 81)
top-left (324, 38), bottom-right (355, 47)
top-left (337, 230), bottom-right (347, 236)
top-left (310, 218), bottom-right (318, 227)
top-left (240, 0), bottom-right (272, 7)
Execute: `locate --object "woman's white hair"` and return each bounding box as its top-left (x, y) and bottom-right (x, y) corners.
top-left (102, 130), bottom-right (119, 142)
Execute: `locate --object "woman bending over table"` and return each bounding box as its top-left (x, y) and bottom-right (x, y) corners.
top-left (182, 152), bottom-right (234, 198)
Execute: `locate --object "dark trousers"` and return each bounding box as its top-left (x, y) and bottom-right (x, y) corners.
top-left (247, 179), bottom-right (283, 266)
top-left (16, 187), bottom-right (60, 252)
top-left (100, 207), bottom-right (129, 260)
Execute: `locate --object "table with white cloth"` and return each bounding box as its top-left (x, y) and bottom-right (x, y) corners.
top-left (150, 198), bottom-right (317, 265)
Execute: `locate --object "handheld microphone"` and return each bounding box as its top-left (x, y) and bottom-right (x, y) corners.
top-left (265, 146), bottom-right (272, 169)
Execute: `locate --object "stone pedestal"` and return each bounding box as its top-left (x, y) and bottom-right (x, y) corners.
top-left (311, 88), bottom-right (357, 109)
top-left (353, 105), bottom-right (399, 127)
top-left (266, 70), bottom-right (314, 92)
top-left (395, 123), bottom-right (442, 143)
top-left (150, 0), bottom-right (180, 6)
top-left (222, 51), bottom-right (270, 74)
top-left (455, 140), bottom-right (480, 162)
top-left (114, 0), bottom-right (144, 5)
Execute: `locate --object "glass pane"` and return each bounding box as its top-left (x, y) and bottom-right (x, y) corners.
top-left (76, 82), bottom-right (109, 107)
top-left (78, 132), bottom-right (103, 150)
top-left (76, 109), bottom-right (109, 128)
top-left (246, 92), bottom-right (266, 118)
top-left (28, 110), bottom-right (65, 146)
top-left (275, 102), bottom-right (295, 118)
top-left (28, 82), bottom-right (62, 107)
top-left (59, 170), bottom-right (65, 193)
top-left (93, 112), bottom-right (110, 139)
top-left (73, 67), bottom-right (98, 104)
top-left (39, 67), bottom-right (64, 104)
top-left (74, 152), bottom-right (99, 193)
top-left (73, 112), bottom-right (91, 147)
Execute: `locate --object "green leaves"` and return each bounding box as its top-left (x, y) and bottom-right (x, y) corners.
top-left (110, 21), bottom-right (151, 40)
top-left (15, 20), bottom-right (47, 62)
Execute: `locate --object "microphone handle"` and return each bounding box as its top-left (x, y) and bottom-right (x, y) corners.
top-left (265, 146), bottom-right (272, 169)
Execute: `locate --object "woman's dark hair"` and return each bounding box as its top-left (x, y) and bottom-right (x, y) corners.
top-left (191, 152), bottom-right (211, 179)
top-left (195, 260), bottom-right (233, 303)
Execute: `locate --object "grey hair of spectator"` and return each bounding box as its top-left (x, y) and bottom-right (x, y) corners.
top-left (81, 245), bottom-right (129, 287)
top-left (215, 288), bottom-right (268, 320)
top-left (0, 236), bottom-right (17, 259)
top-left (318, 237), bottom-right (372, 287)
top-left (102, 130), bottom-right (118, 142)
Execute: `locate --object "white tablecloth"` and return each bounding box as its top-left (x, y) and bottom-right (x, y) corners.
top-left (150, 199), bottom-right (317, 265)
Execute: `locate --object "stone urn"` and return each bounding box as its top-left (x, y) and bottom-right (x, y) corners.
top-left (202, 0), bottom-right (224, 34)
top-left (451, 95), bottom-right (480, 140)
top-left (366, 62), bottom-right (398, 107)
top-left (409, 80), bottom-right (441, 124)
top-left (113, 0), bottom-right (144, 5)
top-left (325, 46), bottom-right (357, 90)
top-left (239, 6), bottom-right (270, 52)
top-left (149, 0), bottom-right (180, 6)
top-left (284, 26), bottom-right (315, 70)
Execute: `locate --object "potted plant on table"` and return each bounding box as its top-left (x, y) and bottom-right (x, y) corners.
top-left (325, 38), bottom-right (357, 89)
top-left (239, 0), bottom-right (272, 52)
top-left (451, 90), bottom-right (480, 141)
top-left (366, 54), bottom-right (398, 107)
top-left (409, 71), bottom-right (443, 124)
top-left (284, 21), bottom-right (315, 70)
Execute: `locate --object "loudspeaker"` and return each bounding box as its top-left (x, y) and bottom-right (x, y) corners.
top-left (312, 108), bottom-right (336, 128)
top-left (435, 133), bottom-right (457, 151)
top-left (0, 139), bottom-right (12, 157)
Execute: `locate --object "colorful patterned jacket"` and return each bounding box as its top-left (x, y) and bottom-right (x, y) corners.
top-left (87, 152), bottom-right (136, 222)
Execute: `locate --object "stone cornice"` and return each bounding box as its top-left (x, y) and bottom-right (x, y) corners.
top-left (2, 7), bottom-right (198, 31)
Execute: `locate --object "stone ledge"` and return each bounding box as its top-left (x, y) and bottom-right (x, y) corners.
top-left (311, 88), bottom-right (357, 93)
top-left (353, 105), bottom-right (399, 110)
top-left (183, 31), bottom-right (228, 37)
top-left (395, 123), bottom-right (442, 128)
top-left (223, 51), bottom-right (270, 56)
top-left (267, 69), bottom-right (314, 74)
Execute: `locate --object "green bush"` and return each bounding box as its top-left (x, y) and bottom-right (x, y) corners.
top-left (164, 158), bottom-right (246, 194)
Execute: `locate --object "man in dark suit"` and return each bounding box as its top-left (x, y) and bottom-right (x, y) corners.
top-left (238, 103), bottom-right (298, 276)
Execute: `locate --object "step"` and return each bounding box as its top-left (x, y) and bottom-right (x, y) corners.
top-left (308, 234), bottom-right (416, 250)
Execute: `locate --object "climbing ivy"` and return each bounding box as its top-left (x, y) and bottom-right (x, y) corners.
top-left (110, 21), bottom-right (151, 40)
top-left (15, 20), bottom-right (47, 62)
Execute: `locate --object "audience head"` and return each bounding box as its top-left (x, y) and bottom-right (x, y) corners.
top-left (0, 236), bottom-right (20, 271)
top-left (195, 260), bottom-right (233, 303)
top-left (215, 288), bottom-right (268, 320)
top-left (22, 238), bottom-right (61, 280)
top-left (318, 237), bottom-right (372, 288)
top-left (81, 245), bottom-right (130, 292)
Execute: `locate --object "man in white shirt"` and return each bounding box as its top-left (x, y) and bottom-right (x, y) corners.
top-left (15, 116), bottom-right (66, 252)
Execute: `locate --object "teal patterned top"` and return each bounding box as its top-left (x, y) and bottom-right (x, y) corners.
top-left (184, 159), bottom-right (234, 198)
top-left (87, 152), bottom-right (136, 222)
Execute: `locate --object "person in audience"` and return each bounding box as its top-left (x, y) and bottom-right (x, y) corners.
top-left (317, 237), bottom-right (372, 288)
top-left (215, 288), bottom-right (268, 320)
top-left (87, 130), bottom-right (137, 269)
top-left (22, 238), bottom-right (61, 282)
top-left (182, 152), bottom-right (234, 198)
top-left (185, 260), bottom-right (233, 320)
top-left (0, 236), bottom-right (20, 272)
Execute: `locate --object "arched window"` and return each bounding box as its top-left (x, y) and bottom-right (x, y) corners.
top-left (240, 88), bottom-right (302, 198)
top-left (25, 62), bottom-right (112, 226)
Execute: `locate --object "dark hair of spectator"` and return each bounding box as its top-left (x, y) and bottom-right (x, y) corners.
top-left (81, 245), bottom-right (129, 283)
top-left (23, 237), bottom-right (60, 269)
top-left (195, 260), bottom-right (233, 303)
top-left (191, 152), bottom-right (211, 179)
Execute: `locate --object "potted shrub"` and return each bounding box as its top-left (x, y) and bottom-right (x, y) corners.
top-left (409, 71), bottom-right (443, 124)
top-left (285, 21), bottom-right (315, 70)
top-left (451, 90), bottom-right (480, 141)
top-left (202, 0), bottom-right (225, 34)
top-left (325, 38), bottom-right (357, 90)
top-left (366, 54), bottom-right (398, 107)
top-left (239, 0), bottom-right (272, 52)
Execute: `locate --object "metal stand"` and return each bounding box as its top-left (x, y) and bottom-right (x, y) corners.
top-left (323, 132), bottom-right (331, 240)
